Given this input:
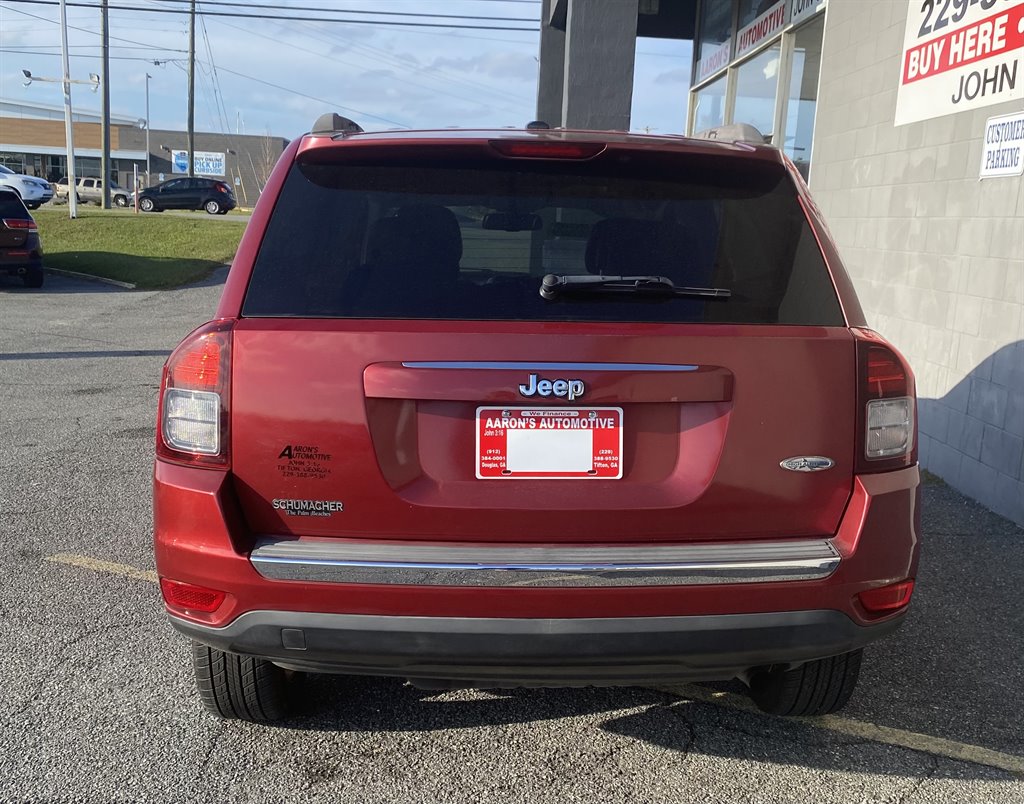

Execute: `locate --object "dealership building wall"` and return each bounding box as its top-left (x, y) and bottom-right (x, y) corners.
top-left (0, 99), bottom-right (287, 206)
top-left (809, 2), bottom-right (1023, 525)
top-left (539, 0), bottom-right (1023, 526)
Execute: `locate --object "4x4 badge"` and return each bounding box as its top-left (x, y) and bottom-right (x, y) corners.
top-left (518, 373), bottom-right (585, 401)
top-left (780, 456), bottom-right (835, 472)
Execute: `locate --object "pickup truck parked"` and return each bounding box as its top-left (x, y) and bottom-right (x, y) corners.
top-left (54, 177), bottom-right (131, 207)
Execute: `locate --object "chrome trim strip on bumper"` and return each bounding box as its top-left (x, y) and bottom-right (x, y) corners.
top-left (249, 539), bottom-right (840, 587)
top-left (400, 361), bottom-right (699, 372)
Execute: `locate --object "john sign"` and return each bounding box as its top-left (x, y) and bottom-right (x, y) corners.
top-left (895, 0), bottom-right (1024, 126)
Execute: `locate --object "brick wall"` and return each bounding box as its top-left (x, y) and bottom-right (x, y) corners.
top-left (810, 0), bottom-right (1024, 526)
top-left (0, 117), bottom-right (120, 150)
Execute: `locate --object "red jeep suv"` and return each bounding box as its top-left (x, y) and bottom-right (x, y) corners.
top-left (154, 115), bottom-right (919, 722)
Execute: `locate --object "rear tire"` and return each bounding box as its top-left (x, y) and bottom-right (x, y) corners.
top-left (748, 649), bottom-right (862, 716)
top-left (23, 266), bottom-right (44, 289)
top-left (191, 641), bottom-right (291, 722)
top-left (204, 199), bottom-right (221, 215)
top-left (114, 195), bottom-right (128, 207)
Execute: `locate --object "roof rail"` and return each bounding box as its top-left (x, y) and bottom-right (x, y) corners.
top-left (694, 123), bottom-right (767, 145)
top-left (311, 112), bottom-right (364, 137)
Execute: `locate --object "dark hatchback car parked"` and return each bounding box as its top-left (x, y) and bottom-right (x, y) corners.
top-left (155, 116), bottom-right (919, 723)
top-left (0, 188), bottom-right (43, 288)
top-left (137, 177), bottom-right (236, 214)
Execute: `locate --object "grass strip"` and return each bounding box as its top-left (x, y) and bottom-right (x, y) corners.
top-left (34, 208), bottom-right (245, 289)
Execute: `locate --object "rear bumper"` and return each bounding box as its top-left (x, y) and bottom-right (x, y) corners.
top-left (169, 608), bottom-right (904, 684)
top-left (154, 462), bottom-right (921, 625)
top-left (1, 255), bottom-right (42, 275)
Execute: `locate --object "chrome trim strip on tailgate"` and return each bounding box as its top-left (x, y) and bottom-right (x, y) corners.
top-left (400, 361), bottom-right (699, 372)
top-left (249, 539), bottom-right (840, 587)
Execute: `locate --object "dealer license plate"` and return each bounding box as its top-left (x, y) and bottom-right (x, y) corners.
top-left (476, 406), bottom-right (623, 479)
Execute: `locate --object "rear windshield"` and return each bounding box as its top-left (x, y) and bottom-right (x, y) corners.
top-left (0, 191), bottom-right (28, 218)
top-left (243, 152), bottom-right (844, 325)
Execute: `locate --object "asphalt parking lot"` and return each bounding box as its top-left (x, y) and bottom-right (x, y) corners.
top-left (1, 271), bottom-right (1022, 803)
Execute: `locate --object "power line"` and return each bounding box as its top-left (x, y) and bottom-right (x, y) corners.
top-left (209, 64), bottom-right (410, 129)
top-left (0, 47), bottom-right (184, 59)
top-left (4, 0), bottom-right (540, 30)
top-left (0, 3), bottom-right (190, 50)
top-left (209, 17), bottom-right (526, 118)
top-left (144, 0), bottom-right (536, 23)
top-left (288, 19), bottom-right (534, 107)
top-left (0, 44), bottom-right (187, 51)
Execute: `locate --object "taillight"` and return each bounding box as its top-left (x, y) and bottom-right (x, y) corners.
top-left (214, 182), bottom-right (229, 193)
top-left (857, 579), bottom-right (915, 614)
top-left (488, 140), bottom-right (606, 159)
top-left (855, 329), bottom-right (916, 472)
top-left (2, 218), bottom-right (37, 230)
top-left (157, 319), bottom-right (233, 468)
top-left (160, 578), bottom-right (226, 613)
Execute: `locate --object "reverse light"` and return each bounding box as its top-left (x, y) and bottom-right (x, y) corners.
top-left (160, 578), bottom-right (226, 613)
top-left (163, 389), bottom-right (220, 454)
top-left (858, 579), bottom-right (915, 614)
top-left (856, 331), bottom-right (916, 471)
top-left (866, 398), bottom-right (914, 458)
top-left (157, 319), bottom-right (233, 468)
top-left (488, 140), bottom-right (606, 159)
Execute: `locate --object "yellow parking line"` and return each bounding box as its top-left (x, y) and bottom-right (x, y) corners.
top-left (45, 552), bottom-right (1023, 775)
top-left (46, 552), bottom-right (159, 584)
top-left (662, 685), bottom-right (1024, 776)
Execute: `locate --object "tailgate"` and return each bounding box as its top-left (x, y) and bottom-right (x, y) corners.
top-left (231, 322), bottom-right (855, 543)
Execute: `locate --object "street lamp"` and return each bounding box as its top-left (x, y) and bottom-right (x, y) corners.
top-left (23, 68), bottom-right (100, 220)
top-left (21, 58), bottom-right (99, 221)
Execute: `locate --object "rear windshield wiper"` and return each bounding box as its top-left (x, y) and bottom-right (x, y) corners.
top-left (540, 274), bottom-right (732, 301)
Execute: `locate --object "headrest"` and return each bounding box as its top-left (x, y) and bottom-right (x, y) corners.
top-left (585, 218), bottom-right (681, 276)
top-left (393, 204), bottom-right (463, 265)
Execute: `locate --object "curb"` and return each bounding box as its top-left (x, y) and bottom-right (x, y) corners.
top-left (44, 267), bottom-right (137, 289)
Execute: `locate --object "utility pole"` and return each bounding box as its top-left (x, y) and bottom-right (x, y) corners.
top-left (145, 73), bottom-right (152, 188)
top-left (187, 0), bottom-right (196, 178)
top-left (100, 0), bottom-right (111, 208)
top-left (60, 0), bottom-right (78, 219)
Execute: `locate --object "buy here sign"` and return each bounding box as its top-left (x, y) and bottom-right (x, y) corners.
top-left (895, 0), bottom-right (1024, 125)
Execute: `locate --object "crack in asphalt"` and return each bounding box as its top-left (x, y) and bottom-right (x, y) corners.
top-left (197, 720), bottom-right (227, 784)
top-left (892, 754), bottom-right (940, 804)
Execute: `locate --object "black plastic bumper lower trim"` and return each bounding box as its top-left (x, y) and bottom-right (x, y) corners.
top-left (170, 609), bottom-right (904, 686)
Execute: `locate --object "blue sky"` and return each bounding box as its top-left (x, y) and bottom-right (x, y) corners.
top-left (0, 0), bottom-right (692, 139)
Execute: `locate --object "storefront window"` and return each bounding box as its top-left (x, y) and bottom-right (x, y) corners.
top-left (74, 157), bottom-right (101, 178)
top-left (738, 0), bottom-right (782, 28)
top-left (732, 44), bottom-right (781, 140)
top-left (695, 0), bottom-right (734, 83)
top-left (0, 153), bottom-right (26, 173)
top-left (783, 16), bottom-right (824, 178)
top-left (693, 74), bottom-right (728, 133)
top-left (698, 0), bottom-right (733, 61)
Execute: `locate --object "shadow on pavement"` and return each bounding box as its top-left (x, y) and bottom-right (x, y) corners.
top-left (0, 272), bottom-right (122, 295)
top-left (0, 349), bottom-right (171, 361)
top-left (0, 257), bottom-right (230, 294)
top-left (274, 482), bottom-right (1022, 779)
